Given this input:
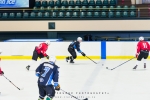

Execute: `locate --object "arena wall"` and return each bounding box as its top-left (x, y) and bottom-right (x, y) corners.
top-left (0, 20), bottom-right (150, 31)
top-left (0, 41), bottom-right (143, 60)
top-left (0, 42), bottom-right (101, 60)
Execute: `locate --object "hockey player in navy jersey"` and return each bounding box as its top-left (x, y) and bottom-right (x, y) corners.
top-left (66, 37), bottom-right (86, 63)
top-left (36, 56), bottom-right (60, 100)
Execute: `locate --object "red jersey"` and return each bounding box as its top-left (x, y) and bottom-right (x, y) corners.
top-left (35, 43), bottom-right (48, 57)
top-left (137, 41), bottom-right (150, 54)
top-left (0, 67), bottom-right (2, 73)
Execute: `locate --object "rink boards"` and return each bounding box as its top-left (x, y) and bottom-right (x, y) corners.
top-left (0, 41), bottom-right (144, 60)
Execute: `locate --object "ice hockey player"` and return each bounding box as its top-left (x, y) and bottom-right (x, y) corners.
top-left (0, 67), bottom-right (4, 76)
top-left (36, 56), bottom-right (60, 100)
top-left (26, 40), bottom-right (50, 71)
top-left (133, 36), bottom-right (150, 69)
top-left (66, 37), bottom-right (86, 63)
top-left (0, 49), bottom-right (4, 76)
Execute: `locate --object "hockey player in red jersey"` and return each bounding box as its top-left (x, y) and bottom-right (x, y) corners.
top-left (133, 36), bottom-right (150, 69)
top-left (26, 40), bottom-right (50, 71)
top-left (0, 67), bottom-right (4, 76)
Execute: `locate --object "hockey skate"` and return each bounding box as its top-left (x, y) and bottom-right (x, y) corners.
top-left (133, 65), bottom-right (137, 70)
top-left (70, 60), bottom-right (74, 63)
top-left (26, 65), bottom-right (30, 71)
top-left (66, 57), bottom-right (69, 62)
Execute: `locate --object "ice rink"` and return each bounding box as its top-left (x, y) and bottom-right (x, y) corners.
top-left (0, 59), bottom-right (150, 100)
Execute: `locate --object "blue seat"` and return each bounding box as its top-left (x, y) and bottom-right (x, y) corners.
top-left (96, 0), bottom-right (102, 6)
top-left (86, 12), bottom-right (93, 17)
top-left (53, 6), bottom-right (59, 12)
top-left (39, 6), bottom-right (45, 12)
top-left (123, 5), bottom-right (129, 11)
top-left (93, 12), bottom-right (100, 17)
top-left (88, 6), bottom-right (94, 12)
top-left (58, 12), bottom-right (64, 17)
top-left (89, 0), bottom-right (95, 6)
top-left (74, 6), bottom-right (80, 12)
top-left (103, 0), bottom-right (109, 6)
top-left (48, 0), bottom-right (54, 7)
top-left (82, 0), bottom-right (88, 6)
top-left (102, 6), bottom-right (108, 11)
top-left (69, 0), bottom-right (75, 6)
top-left (116, 5), bottom-right (122, 11)
top-left (46, 6), bottom-right (52, 12)
top-left (35, 1), bottom-right (41, 7)
top-left (30, 12), bottom-right (36, 18)
top-left (130, 5), bottom-right (136, 11)
top-left (52, 12), bottom-right (57, 18)
top-left (101, 11), bottom-right (107, 18)
top-left (67, 6), bottom-right (73, 12)
top-left (33, 6), bottom-right (38, 12)
top-left (23, 12), bottom-right (29, 18)
top-left (9, 13), bottom-right (15, 18)
top-left (108, 11), bottom-right (114, 18)
top-left (2, 13), bottom-right (8, 18)
top-left (109, 6), bottom-right (115, 11)
top-left (62, 0), bottom-right (68, 7)
top-left (44, 12), bottom-right (50, 18)
top-left (115, 11), bottom-right (121, 17)
top-left (80, 12), bottom-right (86, 18)
top-left (72, 12), bottom-right (79, 17)
top-left (42, 1), bottom-right (48, 7)
top-left (65, 12), bottom-right (71, 17)
top-left (110, 0), bottom-right (116, 6)
top-left (55, 0), bottom-right (61, 7)
top-left (60, 6), bottom-right (66, 12)
top-left (81, 6), bottom-right (87, 12)
top-left (130, 11), bottom-right (136, 17)
top-left (76, 0), bottom-right (81, 6)
top-left (37, 12), bottom-right (43, 18)
top-left (95, 6), bottom-right (100, 12)
top-left (122, 11), bottom-right (128, 17)
top-left (16, 12), bottom-right (22, 18)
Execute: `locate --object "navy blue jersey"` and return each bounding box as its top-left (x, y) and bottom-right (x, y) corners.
top-left (69, 41), bottom-right (82, 53)
top-left (36, 62), bottom-right (59, 86)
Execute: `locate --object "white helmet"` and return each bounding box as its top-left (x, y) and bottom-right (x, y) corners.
top-left (77, 37), bottom-right (82, 41)
top-left (49, 55), bottom-right (56, 63)
top-left (139, 36), bottom-right (144, 41)
top-left (45, 40), bottom-right (51, 46)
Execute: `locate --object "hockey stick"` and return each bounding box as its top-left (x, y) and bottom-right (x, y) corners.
top-left (106, 57), bottom-right (135, 70)
top-left (61, 89), bottom-right (88, 100)
top-left (3, 75), bottom-right (23, 90)
top-left (85, 56), bottom-right (97, 64)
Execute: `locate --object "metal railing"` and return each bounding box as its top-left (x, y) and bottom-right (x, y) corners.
top-left (95, 37), bottom-right (150, 41)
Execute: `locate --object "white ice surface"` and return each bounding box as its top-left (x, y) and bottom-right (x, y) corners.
top-left (0, 59), bottom-right (150, 100)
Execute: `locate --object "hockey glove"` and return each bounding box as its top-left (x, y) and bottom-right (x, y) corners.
top-left (81, 52), bottom-right (86, 56)
top-left (136, 53), bottom-right (139, 58)
top-left (54, 83), bottom-right (60, 91)
top-left (46, 55), bottom-right (49, 59)
top-left (0, 71), bottom-right (4, 75)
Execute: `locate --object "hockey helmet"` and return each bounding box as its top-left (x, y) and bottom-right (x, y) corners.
top-left (49, 55), bottom-right (56, 63)
top-left (45, 40), bottom-right (51, 46)
top-left (77, 37), bottom-right (82, 42)
top-left (139, 36), bottom-right (144, 41)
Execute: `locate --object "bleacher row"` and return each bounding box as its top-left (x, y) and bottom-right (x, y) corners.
top-left (34, 0), bottom-right (116, 7)
top-left (0, 0), bottom-right (137, 18)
